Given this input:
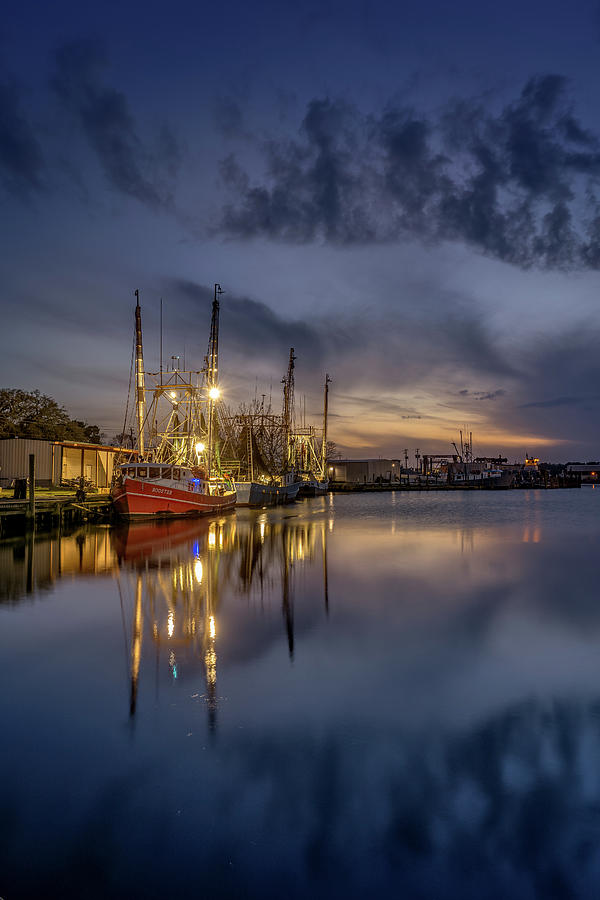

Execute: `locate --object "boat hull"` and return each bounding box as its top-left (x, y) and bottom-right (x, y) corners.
top-left (278, 481), bottom-right (300, 502)
top-left (234, 482), bottom-right (280, 507)
top-left (297, 480), bottom-right (329, 497)
top-left (112, 479), bottom-right (236, 519)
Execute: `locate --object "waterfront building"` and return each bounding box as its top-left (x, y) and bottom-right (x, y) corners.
top-left (328, 458), bottom-right (402, 484)
top-left (566, 464), bottom-right (599, 483)
top-left (0, 437), bottom-right (133, 491)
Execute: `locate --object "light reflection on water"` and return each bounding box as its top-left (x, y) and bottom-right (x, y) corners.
top-left (1, 490), bottom-right (600, 899)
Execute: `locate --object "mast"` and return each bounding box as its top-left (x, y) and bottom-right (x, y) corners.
top-left (159, 297), bottom-right (163, 384)
top-left (134, 289), bottom-right (146, 457)
top-left (282, 348), bottom-right (296, 470)
top-left (130, 573), bottom-right (143, 717)
top-left (206, 283), bottom-right (223, 478)
top-left (321, 373), bottom-right (331, 480)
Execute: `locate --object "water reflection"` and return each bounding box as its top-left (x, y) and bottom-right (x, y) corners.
top-left (111, 512), bottom-right (330, 727)
top-left (0, 525), bottom-right (118, 604)
top-left (2, 492), bottom-right (600, 898)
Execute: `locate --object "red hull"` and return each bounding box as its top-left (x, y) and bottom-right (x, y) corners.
top-left (112, 479), bottom-right (236, 519)
top-left (111, 518), bottom-right (210, 562)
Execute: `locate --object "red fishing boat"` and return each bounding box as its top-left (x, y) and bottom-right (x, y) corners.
top-left (111, 287), bottom-right (236, 519)
top-left (112, 463), bottom-right (235, 518)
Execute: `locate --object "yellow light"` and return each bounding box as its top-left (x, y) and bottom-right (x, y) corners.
top-left (194, 558), bottom-right (203, 583)
top-left (195, 441), bottom-right (205, 454)
top-left (208, 531), bottom-right (216, 548)
top-left (209, 615), bottom-right (216, 640)
top-left (209, 387), bottom-right (220, 400)
top-left (167, 611), bottom-right (175, 638)
top-left (205, 647), bottom-right (216, 685)
top-left (169, 391), bottom-right (177, 399)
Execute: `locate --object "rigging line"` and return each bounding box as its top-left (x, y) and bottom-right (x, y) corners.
top-left (120, 329), bottom-right (136, 447)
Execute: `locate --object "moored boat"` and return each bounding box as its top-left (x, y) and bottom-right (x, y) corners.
top-left (234, 480), bottom-right (280, 507)
top-left (297, 478), bottom-right (329, 497)
top-left (113, 462), bottom-right (235, 518)
top-left (111, 288), bottom-right (235, 520)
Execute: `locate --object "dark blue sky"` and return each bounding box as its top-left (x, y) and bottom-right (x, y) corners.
top-left (2, 0), bottom-right (600, 459)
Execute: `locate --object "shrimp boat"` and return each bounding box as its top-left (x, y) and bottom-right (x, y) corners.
top-left (112, 288), bottom-right (236, 519)
top-left (295, 373), bottom-right (331, 497)
top-left (112, 462), bottom-right (235, 518)
top-left (233, 350), bottom-right (304, 505)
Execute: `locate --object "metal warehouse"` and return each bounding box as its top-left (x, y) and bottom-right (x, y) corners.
top-left (329, 458), bottom-right (402, 483)
top-left (0, 438), bottom-right (132, 490)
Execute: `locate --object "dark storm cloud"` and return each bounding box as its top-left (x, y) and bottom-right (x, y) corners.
top-left (219, 76), bottom-right (600, 269)
top-left (481, 327), bottom-right (600, 450)
top-left (221, 98), bottom-right (371, 243)
top-left (51, 40), bottom-right (179, 209)
top-left (0, 80), bottom-right (44, 196)
top-left (167, 279), bottom-right (325, 367)
top-left (435, 312), bottom-right (515, 377)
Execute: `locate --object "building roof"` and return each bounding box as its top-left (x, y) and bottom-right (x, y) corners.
top-left (331, 458), bottom-right (401, 463)
top-left (0, 437), bottom-right (138, 453)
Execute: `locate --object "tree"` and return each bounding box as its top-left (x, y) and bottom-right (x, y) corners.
top-left (112, 430), bottom-right (136, 449)
top-left (72, 421), bottom-right (105, 445)
top-left (0, 389), bottom-right (103, 443)
top-left (326, 440), bottom-right (342, 460)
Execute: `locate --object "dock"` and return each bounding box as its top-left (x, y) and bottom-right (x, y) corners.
top-left (0, 494), bottom-right (115, 537)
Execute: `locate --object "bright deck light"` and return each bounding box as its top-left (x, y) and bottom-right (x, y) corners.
top-left (195, 441), bottom-right (205, 454)
top-left (209, 387), bottom-right (220, 400)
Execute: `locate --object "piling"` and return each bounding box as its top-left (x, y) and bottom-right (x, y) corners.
top-left (27, 454), bottom-right (36, 529)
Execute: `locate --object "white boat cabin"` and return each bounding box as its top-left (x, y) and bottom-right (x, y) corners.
top-left (118, 463), bottom-right (232, 496)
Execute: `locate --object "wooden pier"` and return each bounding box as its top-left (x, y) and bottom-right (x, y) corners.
top-left (0, 494), bottom-right (115, 537)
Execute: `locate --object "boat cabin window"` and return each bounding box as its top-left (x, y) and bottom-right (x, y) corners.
top-left (137, 467), bottom-right (148, 478)
top-left (161, 467), bottom-right (172, 479)
top-left (149, 467), bottom-right (160, 478)
top-left (172, 469), bottom-right (180, 481)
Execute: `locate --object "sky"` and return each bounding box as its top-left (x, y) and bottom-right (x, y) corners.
top-left (2, 0), bottom-right (600, 461)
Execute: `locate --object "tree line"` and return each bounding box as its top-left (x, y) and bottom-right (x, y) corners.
top-left (0, 389), bottom-right (103, 444)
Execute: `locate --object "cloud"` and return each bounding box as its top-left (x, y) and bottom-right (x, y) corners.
top-left (218, 76), bottom-right (600, 270)
top-left (51, 39), bottom-right (179, 209)
top-left (165, 278), bottom-right (325, 370)
top-left (0, 80), bottom-right (44, 196)
top-left (519, 396), bottom-right (585, 409)
top-left (220, 98), bottom-right (372, 243)
top-left (459, 389), bottom-right (506, 401)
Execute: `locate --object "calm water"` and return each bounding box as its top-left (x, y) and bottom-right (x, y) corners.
top-left (1, 489), bottom-right (600, 899)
